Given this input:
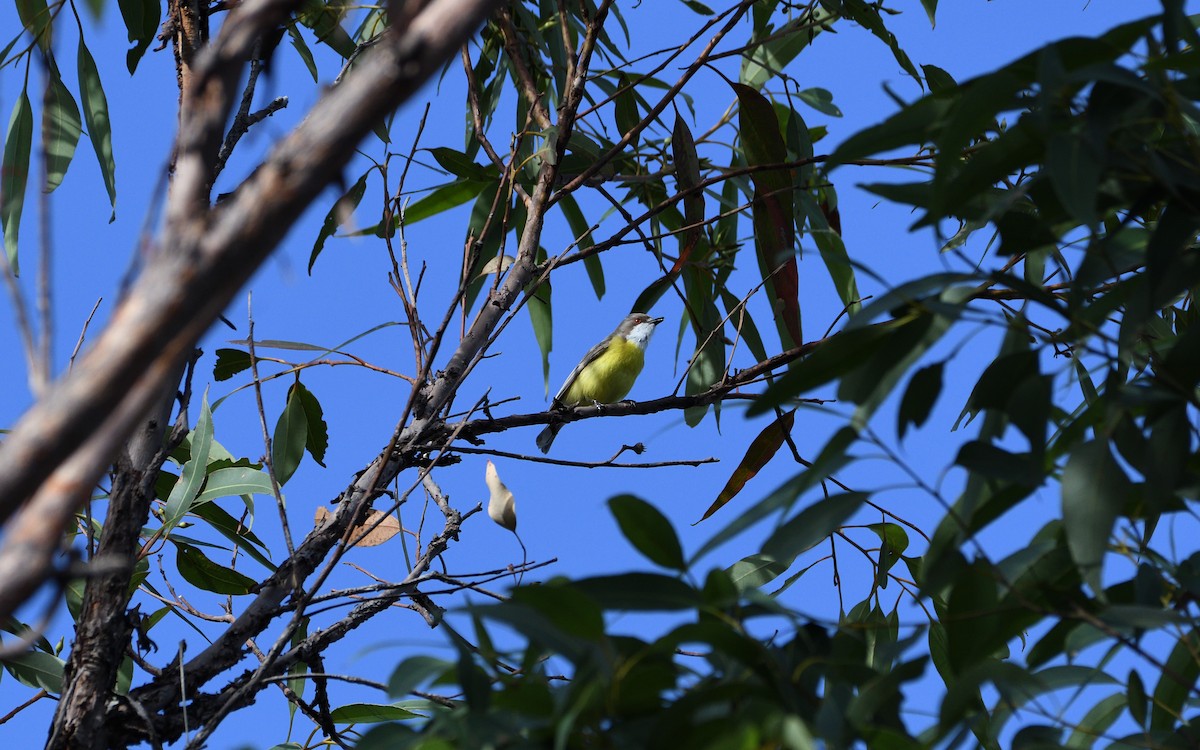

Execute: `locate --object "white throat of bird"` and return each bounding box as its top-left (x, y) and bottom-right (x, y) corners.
top-left (624, 320), bottom-right (658, 349)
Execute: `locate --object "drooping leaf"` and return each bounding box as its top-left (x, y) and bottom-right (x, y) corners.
top-left (700, 410), bottom-right (794, 521)
top-left (78, 39), bottom-right (117, 219)
top-left (527, 261), bottom-right (552, 396)
top-left (272, 383), bottom-right (309, 486)
top-left (42, 68), bottom-right (83, 192)
top-left (609, 494), bottom-right (686, 571)
top-left (292, 381), bottom-right (328, 467)
top-left (734, 82), bottom-right (802, 352)
top-left (15, 0), bottom-right (51, 51)
top-left (116, 0), bottom-right (161, 73)
top-left (671, 111), bottom-right (704, 271)
top-left (1061, 440), bottom-right (1129, 598)
top-left (897, 361), bottom-right (944, 440)
top-left (286, 25), bottom-right (319, 83)
top-left (309, 171), bottom-right (369, 273)
top-left (163, 393), bottom-right (214, 532)
top-left (560, 194), bottom-right (604, 299)
top-left (1, 89), bottom-right (33, 273)
top-left (1149, 629), bottom-right (1200, 731)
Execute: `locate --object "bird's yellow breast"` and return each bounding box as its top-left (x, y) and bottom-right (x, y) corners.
top-left (562, 336), bottom-right (645, 406)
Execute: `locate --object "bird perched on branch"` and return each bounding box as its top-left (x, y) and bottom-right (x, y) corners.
top-left (536, 312), bottom-right (664, 453)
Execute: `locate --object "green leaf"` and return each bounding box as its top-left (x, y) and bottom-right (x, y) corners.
top-left (749, 323), bottom-right (894, 416)
top-left (173, 542), bottom-right (256, 595)
top-left (1149, 629), bottom-right (1200, 731)
top-left (528, 271), bottom-right (552, 396)
top-left (574, 573), bottom-right (700, 611)
top-left (429, 147), bottom-right (492, 182)
top-left (272, 384), bottom-right (309, 487)
top-left (309, 171), bottom-right (368, 273)
top-left (330, 703), bottom-right (420, 724)
top-left (512, 582), bottom-right (606, 640)
top-left (117, 0), bottom-right (161, 73)
top-left (867, 523), bottom-right (909, 587)
top-left (734, 82), bottom-right (802, 351)
top-left (213, 348), bottom-right (251, 381)
top-left (740, 11), bottom-right (832, 91)
top-left (1126, 669), bottom-right (1147, 728)
top-left (683, 276), bottom-right (724, 427)
top-left (190, 501), bottom-right (275, 571)
top-left (693, 426), bottom-right (856, 561)
top-left (387, 656), bottom-right (454, 699)
top-left (43, 70), bottom-right (83, 192)
top-left (193, 466), bottom-right (275, 506)
top-left (897, 361), bottom-right (944, 440)
top-left (560, 195), bottom-right (604, 299)
top-left (609, 494), bottom-right (686, 571)
top-left (1046, 131), bottom-right (1101, 228)
top-left (1061, 440), bottom-right (1129, 597)
top-left (78, 39), bottom-right (117, 218)
top-left (2, 89), bottom-right (33, 273)
top-left (293, 381), bottom-right (328, 467)
top-left (613, 72), bottom-right (640, 137)
top-left (758, 492), bottom-right (867, 580)
top-left (1064, 693), bottom-right (1125, 748)
top-left (287, 25), bottom-right (319, 83)
top-left (700, 410), bottom-right (793, 521)
top-left (15, 0), bottom-right (51, 50)
top-left (297, 0), bottom-right (356, 59)
top-left (922, 63), bottom-right (955, 91)
top-left (401, 179), bottom-right (486, 226)
top-left (919, 0), bottom-right (937, 28)
top-left (163, 393), bottom-right (214, 532)
top-left (799, 192), bottom-right (859, 312)
top-left (796, 87), bottom-right (841, 117)
top-left (631, 272), bottom-right (678, 317)
top-left (287, 618), bottom-right (309, 718)
top-left (1, 650), bottom-right (64, 693)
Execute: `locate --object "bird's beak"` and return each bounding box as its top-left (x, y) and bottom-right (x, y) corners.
top-left (650, 316), bottom-right (664, 325)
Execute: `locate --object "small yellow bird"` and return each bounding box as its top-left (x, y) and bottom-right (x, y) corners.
top-left (536, 312), bottom-right (664, 453)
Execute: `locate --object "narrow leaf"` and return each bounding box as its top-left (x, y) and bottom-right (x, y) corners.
top-left (78, 38), bottom-right (116, 217)
top-left (1061, 440), bottom-right (1129, 597)
top-left (42, 69), bottom-right (83, 192)
top-left (701, 411), bottom-right (794, 521)
top-left (1, 89), bottom-right (33, 273)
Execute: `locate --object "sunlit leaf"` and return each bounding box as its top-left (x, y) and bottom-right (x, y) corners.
top-left (43, 69), bottom-right (82, 192)
top-left (78, 38), bottom-right (116, 218)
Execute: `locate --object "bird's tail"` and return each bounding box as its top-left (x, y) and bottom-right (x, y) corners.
top-left (536, 423), bottom-right (562, 454)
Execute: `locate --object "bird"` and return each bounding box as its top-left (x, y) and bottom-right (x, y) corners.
top-left (536, 312), bottom-right (664, 453)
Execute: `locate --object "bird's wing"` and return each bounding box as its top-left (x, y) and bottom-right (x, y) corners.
top-left (551, 334), bottom-right (614, 405)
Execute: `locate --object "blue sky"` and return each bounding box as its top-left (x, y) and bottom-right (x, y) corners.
top-left (0, 1), bottom-right (1178, 747)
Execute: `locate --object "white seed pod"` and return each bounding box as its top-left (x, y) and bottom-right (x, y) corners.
top-left (485, 460), bottom-right (517, 532)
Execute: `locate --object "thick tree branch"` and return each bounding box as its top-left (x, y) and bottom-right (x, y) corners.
top-left (0, 0), bottom-right (504, 621)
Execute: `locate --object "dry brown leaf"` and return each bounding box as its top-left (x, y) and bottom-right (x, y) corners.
top-left (313, 505), bottom-right (402, 547)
